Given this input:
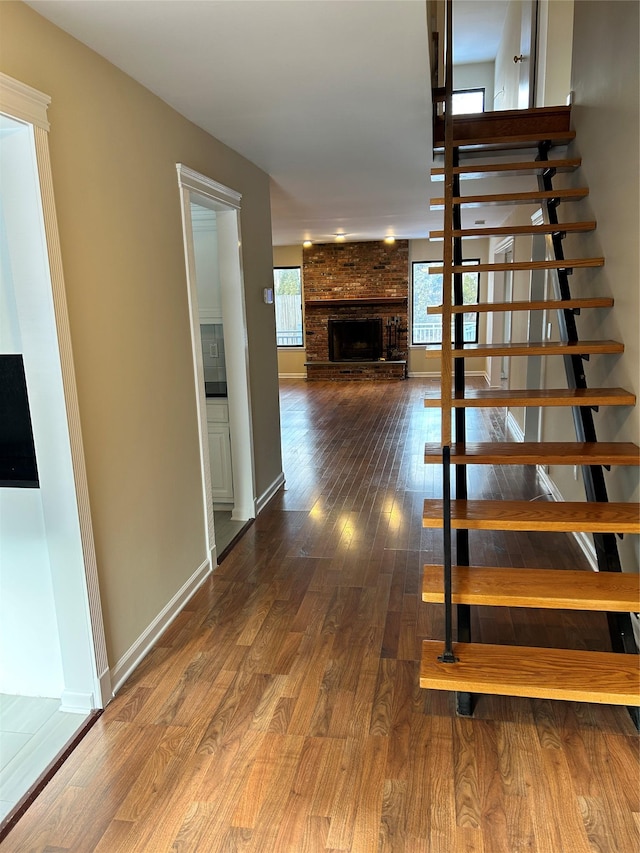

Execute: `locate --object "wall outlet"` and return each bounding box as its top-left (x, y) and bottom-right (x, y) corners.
top-left (209, 342), bottom-right (219, 358)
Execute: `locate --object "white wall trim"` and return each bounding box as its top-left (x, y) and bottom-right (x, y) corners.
top-left (1, 74), bottom-right (110, 709)
top-left (536, 465), bottom-right (599, 571)
top-left (506, 411), bottom-right (525, 442)
top-left (176, 164), bottom-right (242, 210)
top-left (60, 690), bottom-right (95, 714)
top-left (110, 558), bottom-right (212, 695)
top-left (0, 72), bottom-right (51, 131)
top-left (255, 471), bottom-right (285, 515)
top-left (33, 125), bottom-right (111, 707)
top-left (278, 372), bottom-right (306, 379)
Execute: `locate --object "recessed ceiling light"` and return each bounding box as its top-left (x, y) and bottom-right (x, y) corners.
top-left (303, 240), bottom-right (312, 248)
top-left (384, 236), bottom-right (396, 244)
top-left (334, 234), bottom-right (346, 242)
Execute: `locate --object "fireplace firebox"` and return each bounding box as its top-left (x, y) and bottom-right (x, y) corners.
top-left (328, 318), bottom-right (383, 362)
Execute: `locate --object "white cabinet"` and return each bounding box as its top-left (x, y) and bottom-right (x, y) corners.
top-left (208, 424), bottom-right (233, 501)
top-left (206, 400), bottom-right (233, 502)
top-left (191, 208), bottom-right (223, 322)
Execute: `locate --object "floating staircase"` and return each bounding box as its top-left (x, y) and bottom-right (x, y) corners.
top-left (420, 97), bottom-right (640, 718)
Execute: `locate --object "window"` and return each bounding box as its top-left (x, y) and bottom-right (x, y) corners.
top-left (273, 267), bottom-right (303, 347)
top-left (412, 260), bottom-right (480, 344)
top-left (452, 88), bottom-right (485, 115)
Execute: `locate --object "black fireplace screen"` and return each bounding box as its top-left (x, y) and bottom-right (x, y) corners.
top-left (328, 318), bottom-right (383, 362)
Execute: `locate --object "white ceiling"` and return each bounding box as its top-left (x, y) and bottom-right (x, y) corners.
top-left (26, 0), bottom-right (510, 246)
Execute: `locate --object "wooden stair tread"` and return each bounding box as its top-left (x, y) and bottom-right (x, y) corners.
top-left (423, 387), bottom-right (636, 409)
top-left (424, 340), bottom-right (622, 359)
top-left (427, 298), bottom-right (613, 315)
top-left (428, 258), bottom-right (603, 274)
top-left (440, 131), bottom-right (577, 152)
top-left (423, 441), bottom-right (640, 466)
top-left (431, 157), bottom-right (582, 179)
top-left (420, 641), bottom-right (640, 706)
top-left (422, 498), bottom-right (640, 533)
top-left (422, 565), bottom-right (640, 611)
top-left (429, 221), bottom-right (597, 239)
top-left (430, 189), bottom-right (588, 208)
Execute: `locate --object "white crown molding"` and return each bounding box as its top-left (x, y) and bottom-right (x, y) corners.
top-left (0, 72), bottom-right (51, 131)
top-left (176, 164), bottom-right (242, 210)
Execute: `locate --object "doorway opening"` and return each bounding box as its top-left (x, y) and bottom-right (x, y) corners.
top-left (176, 166), bottom-right (256, 564)
top-left (0, 78), bottom-right (108, 825)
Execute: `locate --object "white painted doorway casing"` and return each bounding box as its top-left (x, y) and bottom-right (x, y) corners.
top-left (176, 165), bottom-right (256, 566)
top-left (0, 72), bottom-right (110, 710)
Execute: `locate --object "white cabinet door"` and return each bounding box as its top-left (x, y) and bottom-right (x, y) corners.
top-left (208, 425), bottom-right (233, 501)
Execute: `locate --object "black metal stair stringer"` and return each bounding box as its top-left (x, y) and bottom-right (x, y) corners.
top-left (536, 144), bottom-right (639, 695)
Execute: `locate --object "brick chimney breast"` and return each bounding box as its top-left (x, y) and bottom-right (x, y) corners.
top-left (303, 240), bottom-right (409, 380)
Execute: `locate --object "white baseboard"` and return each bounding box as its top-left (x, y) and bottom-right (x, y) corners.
top-left (255, 471), bottom-right (285, 515)
top-left (60, 689), bottom-right (96, 713)
top-left (278, 372), bottom-right (306, 379)
top-left (506, 411), bottom-right (525, 442)
top-left (536, 465), bottom-right (598, 571)
top-left (110, 558), bottom-right (212, 695)
top-left (97, 667), bottom-right (113, 708)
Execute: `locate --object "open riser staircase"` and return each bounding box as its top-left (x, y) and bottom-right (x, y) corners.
top-left (420, 11), bottom-right (640, 721)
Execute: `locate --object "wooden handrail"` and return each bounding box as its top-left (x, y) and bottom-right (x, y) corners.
top-left (440, 0), bottom-right (454, 447)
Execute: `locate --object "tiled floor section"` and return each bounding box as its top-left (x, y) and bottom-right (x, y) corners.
top-left (214, 509), bottom-right (247, 555)
top-left (0, 694), bottom-right (88, 820)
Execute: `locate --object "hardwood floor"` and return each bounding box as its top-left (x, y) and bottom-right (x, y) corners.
top-left (2, 379), bottom-right (638, 852)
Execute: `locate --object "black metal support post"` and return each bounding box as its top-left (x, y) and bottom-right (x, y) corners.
top-left (439, 445), bottom-right (458, 663)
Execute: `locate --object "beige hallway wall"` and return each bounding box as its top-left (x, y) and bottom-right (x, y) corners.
top-left (0, 1), bottom-right (282, 672)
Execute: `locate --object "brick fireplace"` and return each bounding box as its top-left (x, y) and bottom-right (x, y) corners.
top-left (303, 241), bottom-right (409, 380)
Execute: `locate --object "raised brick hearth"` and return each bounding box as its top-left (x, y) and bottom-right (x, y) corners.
top-left (303, 241), bottom-right (409, 380)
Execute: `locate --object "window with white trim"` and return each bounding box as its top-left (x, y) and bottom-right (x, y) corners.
top-left (411, 260), bottom-right (480, 344)
top-left (273, 267), bottom-right (303, 347)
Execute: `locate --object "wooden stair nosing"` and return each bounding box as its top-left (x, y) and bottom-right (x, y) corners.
top-left (423, 441), bottom-right (640, 467)
top-left (430, 188), bottom-right (588, 208)
top-left (423, 387), bottom-right (636, 409)
top-left (424, 340), bottom-right (623, 359)
top-left (430, 157), bottom-right (582, 179)
top-left (428, 258), bottom-right (604, 274)
top-left (421, 565), bottom-right (640, 612)
top-left (422, 498), bottom-right (640, 534)
top-left (426, 298), bottom-right (613, 315)
top-left (420, 640), bottom-right (640, 706)
top-left (429, 221), bottom-right (597, 239)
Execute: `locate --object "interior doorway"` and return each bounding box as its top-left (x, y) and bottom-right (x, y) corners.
top-left (176, 166), bottom-right (256, 565)
top-left (0, 77), bottom-right (108, 824)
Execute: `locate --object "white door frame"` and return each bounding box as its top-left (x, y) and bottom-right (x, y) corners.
top-left (0, 73), bottom-right (110, 709)
top-left (176, 165), bottom-right (256, 565)
top-left (487, 236), bottom-right (514, 388)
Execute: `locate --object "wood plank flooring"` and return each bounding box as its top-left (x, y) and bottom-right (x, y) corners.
top-left (2, 379), bottom-right (638, 852)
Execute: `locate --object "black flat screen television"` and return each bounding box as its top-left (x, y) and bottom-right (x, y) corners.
top-left (0, 354), bottom-right (39, 488)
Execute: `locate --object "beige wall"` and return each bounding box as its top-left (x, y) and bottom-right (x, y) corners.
top-left (453, 62), bottom-right (495, 109)
top-left (0, 2), bottom-right (281, 668)
top-left (542, 0), bottom-right (639, 571)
